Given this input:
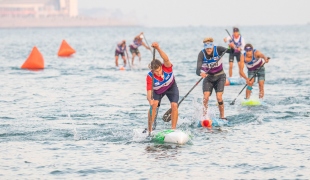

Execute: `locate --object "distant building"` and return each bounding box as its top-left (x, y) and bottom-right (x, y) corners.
top-left (0, 0), bottom-right (78, 17)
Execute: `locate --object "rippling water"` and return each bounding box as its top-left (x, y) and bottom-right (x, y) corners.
top-left (0, 26), bottom-right (309, 179)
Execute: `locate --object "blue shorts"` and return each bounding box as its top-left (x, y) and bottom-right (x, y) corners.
top-left (248, 66), bottom-right (265, 82)
top-left (153, 81), bottom-right (179, 103)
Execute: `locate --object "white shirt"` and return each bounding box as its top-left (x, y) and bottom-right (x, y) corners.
top-left (225, 35), bottom-right (245, 51)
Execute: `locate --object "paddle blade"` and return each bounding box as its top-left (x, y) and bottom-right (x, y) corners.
top-left (162, 109), bottom-right (172, 122)
top-left (230, 100), bottom-right (236, 105)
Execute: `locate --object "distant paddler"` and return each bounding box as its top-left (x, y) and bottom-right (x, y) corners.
top-left (223, 27), bottom-right (245, 77)
top-left (146, 42), bottom-right (179, 134)
top-left (238, 44), bottom-right (269, 99)
top-left (115, 40), bottom-right (129, 69)
top-left (130, 32), bottom-right (151, 66)
top-left (196, 37), bottom-right (232, 120)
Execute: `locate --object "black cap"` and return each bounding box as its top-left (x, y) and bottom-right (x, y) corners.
top-left (233, 27), bottom-right (239, 32)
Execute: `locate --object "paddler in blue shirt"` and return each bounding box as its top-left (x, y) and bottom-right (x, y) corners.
top-left (223, 27), bottom-right (245, 77)
top-left (238, 44), bottom-right (269, 99)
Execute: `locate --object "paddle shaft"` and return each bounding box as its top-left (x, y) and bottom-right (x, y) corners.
top-left (142, 34), bottom-right (153, 56)
top-left (148, 49), bottom-right (156, 135)
top-left (225, 29), bottom-right (233, 39)
top-left (125, 50), bottom-right (131, 69)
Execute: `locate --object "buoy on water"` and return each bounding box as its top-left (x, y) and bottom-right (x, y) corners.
top-left (198, 118), bottom-right (229, 128)
top-left (21, 46), bottom-right (44, 70)
top-left (58, 40), bottom-right (76, 57)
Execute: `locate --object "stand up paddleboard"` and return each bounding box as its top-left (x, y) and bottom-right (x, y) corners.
top-left (133, 129), bottom-right (190, 145)
top-left (225, 77), bottom-right (245, 86)
top-left (241, 98), bottom-right (262, 106)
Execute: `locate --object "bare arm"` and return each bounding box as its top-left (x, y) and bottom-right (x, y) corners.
top-left (239, 54), bottom-right (248, 80)
top-left (152, 42), bottom-right (171, 67)
top-left (142, 41), bottom-right (151, 50)
top-left (255, 50), bottom-right (269, 63)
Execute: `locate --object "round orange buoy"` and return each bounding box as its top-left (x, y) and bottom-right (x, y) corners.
top-left (119, 66), bottom-right (125, 70)
top-left (198, 119), bottom-right (213, 128)
top-left (21, 46), bottom-right (44, 70)
top-left (58, 40), bottom-right (76, 57)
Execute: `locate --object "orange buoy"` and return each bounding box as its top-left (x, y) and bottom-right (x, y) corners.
top-left (198, 119), bottom-right (213, 128)
top-left (58, 40), bottom-right (76, 57)
top-left (21, 46), bottom-right (44, 70)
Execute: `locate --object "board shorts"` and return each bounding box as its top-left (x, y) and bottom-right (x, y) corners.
top-left (115, 50), bottom-right (125, 57)
top-left (203, 73), bottom-right (226, 95)
top-left (229, 52), bottom-right (241, 62)
top-left (129, 46), bottom-right (140, 55)
top-left (248, 66), bottom-right (265, 82)
top-left (153, 81), bottom-right (179, 103)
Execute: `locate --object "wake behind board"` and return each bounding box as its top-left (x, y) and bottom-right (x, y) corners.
top-left (133, 129), bottom-right (190, 145)
top-left (241, 98), bottom-right (262, 106)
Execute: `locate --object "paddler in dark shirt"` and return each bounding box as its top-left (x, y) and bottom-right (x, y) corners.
top-left (196, 37), bottom-right (233, 120)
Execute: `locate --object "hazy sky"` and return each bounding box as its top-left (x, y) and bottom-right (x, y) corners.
top-left (78, 0), bottom-right (310, 27)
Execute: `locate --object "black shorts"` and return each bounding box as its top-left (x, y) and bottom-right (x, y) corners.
top-left (229, 52), bottom-right (241, 62)
top-left (129, 47), bottom-right (140, 55)
top-left (115, 50), bottom-right (125, 57)
top-left (153, 81), bottom-right (179, 103)
top-left (202, 73), bottom-right (226, 95)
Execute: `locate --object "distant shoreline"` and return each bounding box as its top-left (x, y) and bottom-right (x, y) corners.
top-left (0, 17), bottom-right (138, 28)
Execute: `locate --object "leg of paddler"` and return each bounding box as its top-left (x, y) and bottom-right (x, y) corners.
top-left (170, 102), bottom-right (178, 129)
top-left (246, 78), bottom-right (254, 99)
top-left (258, 80), bottom-right (264, 99)
top-left (203, 92), bottom-right (211, 116)
top-left (216, 92), bottom-right (225, 118)
top-left (138, 52), bottom-right (142, 63)
top-left (131, 53), bottom-right (136, 65)
top-left (229, 61), bottom-right (233, 77)
top-left (121, 55), bottom-right (126, 67)
top-left (115, 56), bottom-right (119, 67)
top-left (148, 100), bottom-right (159, 132)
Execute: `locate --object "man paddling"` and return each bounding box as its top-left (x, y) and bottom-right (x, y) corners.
top-left (238, 44), bottom-right (269, 99)
top-left (223, 27), bottom-right (245, 77)
top-left (146, 42), bottom-right (179, 133)
top-left (130, 32), bottom-right (151, 66)
top-left (115, 40), bottom-right (129, 69)
top-left (196, 37), bottom-right (232, 120)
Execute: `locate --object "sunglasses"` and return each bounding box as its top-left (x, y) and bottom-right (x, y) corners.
top-left (204, 43), bottom-right (214, 48)
top-left (244, 47), bottom-right (253, 52)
